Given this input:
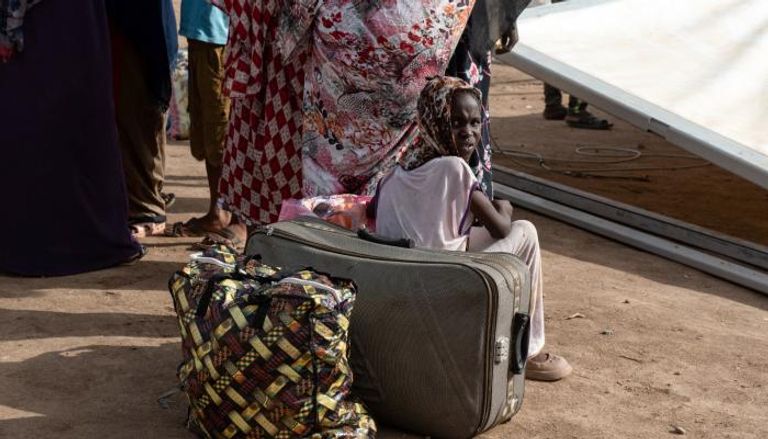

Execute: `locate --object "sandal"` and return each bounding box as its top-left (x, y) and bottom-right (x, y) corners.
top-left (565, 112), bottom-right (613, 130)
top-left (164, 219), bottom-right (209, 238)
top-left (121, 245), bottom-right (148, 266)
top-left (162, 192), bottom-right (176, 209)
top-left (192, 228), bottom-right (245, 253)
top-left (130, 222), bottom-right (166, 238)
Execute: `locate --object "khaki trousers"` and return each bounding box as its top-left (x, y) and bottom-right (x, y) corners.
top-left (187, 39), bottom-right (230, 165)
top-left (115, 37), bottom-right (167, 221)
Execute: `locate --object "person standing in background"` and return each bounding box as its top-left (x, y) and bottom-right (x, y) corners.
top-left (209, 1), bottom-right (478, 245)
top-left (537, 0), bottom-right (612, 129)
top-left (167, 0), bottom-right (234, 238)
top-left (0, 0), bottom-right (145, 275)
top-left (107, 0), bottom-right (179, 238)
top-left (447, 0), bottom-right (532, 197)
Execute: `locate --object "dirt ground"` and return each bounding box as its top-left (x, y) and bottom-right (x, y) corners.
top-left (488, 64), bottom-right (768, 247)
top-left (2, 14), bottom-right (767, 436)
top-left (1, 136), bottom-right (766, 438)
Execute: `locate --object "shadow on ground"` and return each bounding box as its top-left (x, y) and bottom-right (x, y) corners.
top-left (0, 260), bottom-right (187, 299)
top-left (520, 209), bottom-right (768, 312)
top-left (0, 343), bottom-right (187, 438)
top-left (0, 309), bottom-right (177, 342)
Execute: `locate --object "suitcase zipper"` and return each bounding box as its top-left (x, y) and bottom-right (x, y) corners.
top-left (257, 223), bottom-right (500, 432)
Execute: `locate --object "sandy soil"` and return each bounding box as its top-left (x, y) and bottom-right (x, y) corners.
top-left (2, 10), bottom-right (766, 434)
top-left (488, 65), bottom-right (768, 247)
top-left (1, 141), bottom-right (766, 439)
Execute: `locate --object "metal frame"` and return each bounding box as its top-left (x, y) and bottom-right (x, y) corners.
top-left (493, 165), bottom-right (768, 271)
top-left (494, 182), bottom-right (768, 295)
top-left (491, 1), bottom-right (768, 292)
top-left (496, 43), bottom-right (768, 191)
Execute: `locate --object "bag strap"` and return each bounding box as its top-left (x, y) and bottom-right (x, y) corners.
top-left (195, 264), bottom-right (303, 318)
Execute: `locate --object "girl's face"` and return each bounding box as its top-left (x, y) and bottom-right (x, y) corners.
top-left (450, 91), bottom-right (482, 161)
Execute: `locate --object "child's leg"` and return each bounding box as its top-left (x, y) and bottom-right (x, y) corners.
top-left (468, 221), bottom-right (546, 357)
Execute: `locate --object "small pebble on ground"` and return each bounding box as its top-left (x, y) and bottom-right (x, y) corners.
top-left (670, 425), bottom-right (687, 435)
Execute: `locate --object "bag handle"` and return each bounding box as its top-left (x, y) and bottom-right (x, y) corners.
top-left (511, 313), bottom-right (530, 374)
top-left (357, 229), bottom-right (414, 248)
top-left (195, 271), bottom-right (252, 318)
top-left (195, 259), bottom-right (301, 318)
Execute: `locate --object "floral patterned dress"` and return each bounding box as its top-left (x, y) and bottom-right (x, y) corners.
top-left (446, 32), bottom-right (494, 197)
top-left (215, 0), bottom-right (475, 224)
top-left (299, 0), bottom-right (476, 197)
top-left (1, 0), bottom-right (43, 61)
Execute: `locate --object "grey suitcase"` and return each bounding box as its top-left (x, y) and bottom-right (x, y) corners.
top-left (246, 218), bottom-right (533, 438)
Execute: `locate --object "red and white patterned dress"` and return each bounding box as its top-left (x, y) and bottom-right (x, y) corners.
top-left (214, 0), bottom-right (308, 225)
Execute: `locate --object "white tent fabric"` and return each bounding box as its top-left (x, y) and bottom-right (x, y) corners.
top-left (499, 0), bottom-right (768, 189)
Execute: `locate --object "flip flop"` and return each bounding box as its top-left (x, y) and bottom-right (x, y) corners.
top-left (121, 245), bottom-right (148, 266)
top-left (162, 192), bottom-right (176, 209)
top-left (192, 228), bottom-right (245, 253)
top-left (164, 219), bottom-right (209, 237)
top-left (130, 222), bottom-right (166, 238)
top-left (565, 113), bottom-right (613, 130)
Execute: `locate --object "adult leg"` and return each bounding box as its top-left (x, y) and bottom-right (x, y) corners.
top-left (169, 39), bottom-right (231, 236)
top-left (561, 66), bottom-right (611, 129)
top-left (114, 33), bottom-right (167, 235)
top-left (565, 94), bottom-right (613, 130)
top-left (543, 83), bottom-right (567, 120)
top-left (468, 221), bottom-right (572, 381)
top-left (567, 94), bottom-right (584, 113)
top-left (217, 9), bottom-right (306, 227)
top-left (199, 41), bottom-right (231, 227)
top-left (541, 0), bottom-right (568, 122)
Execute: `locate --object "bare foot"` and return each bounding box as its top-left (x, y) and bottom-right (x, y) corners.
top-left (193, 222), bottom-right (249, 252)
top-left (189, 208), bottom-right (231, 234)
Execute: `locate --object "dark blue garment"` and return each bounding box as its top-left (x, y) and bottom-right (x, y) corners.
top-left (447, 0), bottom-right (531, 197)
top-left (465, 0), bottom-right (531, 60)
top-left (105, 0), bottom-right (178, 110)
top-left (0, 0), bottom-right (142, 276)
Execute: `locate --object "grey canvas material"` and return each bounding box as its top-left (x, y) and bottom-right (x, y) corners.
top-left (247, 218), bottom-right (533, 438)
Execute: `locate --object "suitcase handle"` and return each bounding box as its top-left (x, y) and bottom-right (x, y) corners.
top-left (357, 229), bottom-right (414, 248)
top-left (511, 313), bottom-right (530, 374)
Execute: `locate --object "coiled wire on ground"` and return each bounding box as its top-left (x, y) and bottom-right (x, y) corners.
top-left (490, 137), bottom-right (711, 181)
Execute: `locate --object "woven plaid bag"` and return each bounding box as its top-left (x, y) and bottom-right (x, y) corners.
top-left (168, 245), bottom-right (376, 438)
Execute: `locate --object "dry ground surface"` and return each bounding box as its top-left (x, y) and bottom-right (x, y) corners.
top-left (2, 18), bottom-right (767, 435)
top-left (1, 137), bottom-right (766, 438)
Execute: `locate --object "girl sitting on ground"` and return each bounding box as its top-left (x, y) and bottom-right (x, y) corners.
top-left (372, 76), bottom-right (572, 381)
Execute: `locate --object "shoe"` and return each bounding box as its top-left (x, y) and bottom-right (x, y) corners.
top-left (121, 245), bottom-right (148, 266)
top-left (526, 352), bottom-right (572, 381)
top-left (543, 105), bottom-right (568, 120)
top-left (161, 192), bottom-right (176, 208)
top-left (565, 111), bottom-right (613, 130)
